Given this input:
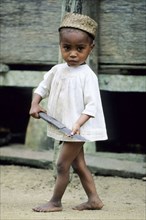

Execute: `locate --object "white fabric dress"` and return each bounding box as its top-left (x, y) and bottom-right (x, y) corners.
top-left (34, 63), bottom-right (107, 142)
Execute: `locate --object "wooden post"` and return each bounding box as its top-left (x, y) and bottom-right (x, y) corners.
top-left (53, 0), bottom-right (99, 178)
top-left (53, 0), bottom-right (85, 179)
top-left (81, 0), bottom-right (99, 154)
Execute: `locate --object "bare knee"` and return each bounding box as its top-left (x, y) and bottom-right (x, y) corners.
top-left (72, 160), bottom-right (85, 175)
top-left (56, 161), bottom-right (69, 175)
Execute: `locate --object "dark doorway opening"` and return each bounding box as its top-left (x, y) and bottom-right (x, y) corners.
top-left (97, 91), bottom-right (146, 153)
top-left (0, 86), bottom-right (32, 146)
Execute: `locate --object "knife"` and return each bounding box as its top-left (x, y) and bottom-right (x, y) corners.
top-left (39, 112), bottom-right (88, 141)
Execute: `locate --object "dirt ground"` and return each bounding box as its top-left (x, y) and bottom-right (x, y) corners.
top-left (0, 165), bottom-right (145, 220)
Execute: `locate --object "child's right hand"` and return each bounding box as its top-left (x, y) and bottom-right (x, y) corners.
top-left (29, 104), bottom-right (46, 119)
top-left (29, 94), bottom-right (46, 119)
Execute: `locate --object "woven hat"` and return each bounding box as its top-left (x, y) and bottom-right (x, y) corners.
top-left (59, 13), bottom-right (97, 39)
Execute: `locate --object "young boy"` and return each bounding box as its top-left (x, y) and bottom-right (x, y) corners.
top-left (29, 13), bottom-right (107, 212)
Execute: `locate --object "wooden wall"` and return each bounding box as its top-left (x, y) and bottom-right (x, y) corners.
top-left (1, 0), bottom-right (145, 66)
top-left (99, 0), bottom-right (146, 65)
top-left (0, 0), bottom-right (62, 65)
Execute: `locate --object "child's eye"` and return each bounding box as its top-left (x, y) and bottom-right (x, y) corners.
top-left (63, 45), bottom-right (70, 51)
top-left (77, 47), bottom-right (84, 52)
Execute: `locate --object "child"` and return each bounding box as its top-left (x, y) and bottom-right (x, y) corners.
top-left (29, 13), bottom-right (107, 212)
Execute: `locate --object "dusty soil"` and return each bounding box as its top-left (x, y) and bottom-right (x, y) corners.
top-left (0, 165), bottom-right (145, 220)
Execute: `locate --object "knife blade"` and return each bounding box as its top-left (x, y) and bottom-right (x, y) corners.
top-left (39, 112), bottom-right (88, 141)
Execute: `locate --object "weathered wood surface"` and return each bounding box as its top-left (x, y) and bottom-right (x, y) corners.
top-left (99, 74), bottom-right (146, 92)
top-left (81, 0), bottom-right (99, 74)
top-left (0, 70), bottom-right (46, 87)
top-left (0, 0), bottom-right (62, 65)
top-left (99, 0), bottom-right (146, 64)
top-left (1, 70), bottom-right (145, 92)
top-left (1, 0), bottom-right (145, 66)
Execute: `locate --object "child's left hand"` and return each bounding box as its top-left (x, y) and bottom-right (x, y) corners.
top-left (71, 122), bottom-right (80, 136)
top-left (70, 114), bottom-right (91, 136)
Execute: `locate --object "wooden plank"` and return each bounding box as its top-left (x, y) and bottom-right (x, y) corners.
top-left (99, 65), bottom-right (146, 75)
top-left (0, 70), bottom-right (46, 87)
top-left (100, 65), bottom-right (146, 70)
top-left (0, 0), bottom-right (62, 65)
top-left (98, 74), bottom-right (146, 92)
top-left (99, 0), bottom-right (146, 64)
top-left (1, 70), bottom-right (146, 92)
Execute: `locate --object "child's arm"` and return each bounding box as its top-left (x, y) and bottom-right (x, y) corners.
top-left (71, 114), bottom-right (91, 135)
top-left (29, 93), bottom-right (46, 119)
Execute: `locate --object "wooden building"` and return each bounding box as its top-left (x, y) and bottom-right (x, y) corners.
top-left (0, 0), bottom-right (146, 152)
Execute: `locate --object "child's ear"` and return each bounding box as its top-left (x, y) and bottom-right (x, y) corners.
top-left (90, 42), bottom-right (95, 51)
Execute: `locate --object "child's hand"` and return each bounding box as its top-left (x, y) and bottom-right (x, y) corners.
top-left (70, 114), bottom-right (91, 136)
top-left (29, 93), bottom-right (46, 119)
top-left (71, 122), bottom-right (80, 136)
top-left (29, 104), bottom-right (46, 119)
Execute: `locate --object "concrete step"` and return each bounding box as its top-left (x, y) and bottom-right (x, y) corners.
top-left (0, 144), bottom-right (145, 179)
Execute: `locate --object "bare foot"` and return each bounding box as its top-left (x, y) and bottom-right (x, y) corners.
top-left (73, 200), bottom-right (104, 211)
top-left (32, 201), bottom-right (62, 212)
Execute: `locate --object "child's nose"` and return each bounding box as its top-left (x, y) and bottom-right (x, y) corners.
top-left (70, 50), bottom-right (77, 57)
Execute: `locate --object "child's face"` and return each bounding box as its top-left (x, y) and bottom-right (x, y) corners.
top-left (59, 28), bottom-right (94, 67)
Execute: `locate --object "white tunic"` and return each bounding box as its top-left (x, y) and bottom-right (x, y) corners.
top-left (34, 63), bottom-right (107, 142)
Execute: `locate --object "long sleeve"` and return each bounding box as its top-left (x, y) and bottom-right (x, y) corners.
top-left (34, 67), bottom-right (55, 99)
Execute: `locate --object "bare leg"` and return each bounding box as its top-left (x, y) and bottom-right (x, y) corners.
top-left (72, 147), bottom-right (104, 210)
top-left (32, 142), bottom-right (84, 212)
